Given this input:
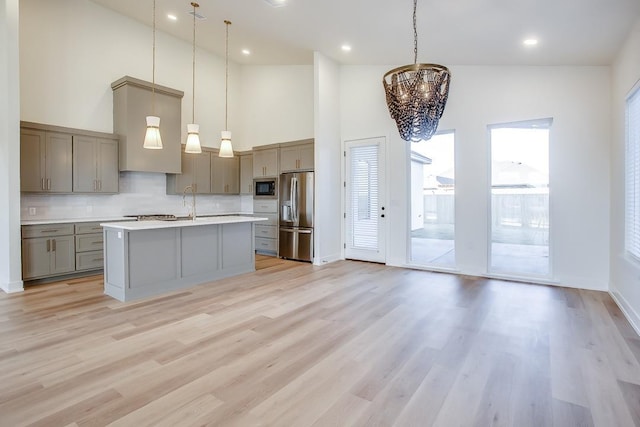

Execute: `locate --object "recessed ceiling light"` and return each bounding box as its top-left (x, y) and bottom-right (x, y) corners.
top-left (242, 49), bottom-right (251, 55)
top-left (341, 45), bottom-right (352, 52)
top-left (263, 0), bottom-right (286, 7)
top-left (523, 38), bottom-right (539, 46)
top-left (167, 14), bottom-right (177, 21)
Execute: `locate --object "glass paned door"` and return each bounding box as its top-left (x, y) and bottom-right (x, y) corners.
top-left (345, 137), bottom-right (386, 263)
top-left (489, 120), bottom-right (551, 277)
top-left (409, 131), bottom-right (456, 268)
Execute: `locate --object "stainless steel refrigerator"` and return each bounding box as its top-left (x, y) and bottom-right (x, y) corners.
top-left (279, 171), bottom-right (314, 262)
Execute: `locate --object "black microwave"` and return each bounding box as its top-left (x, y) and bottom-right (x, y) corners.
top-left (254, 178), bottom-right (277, 198)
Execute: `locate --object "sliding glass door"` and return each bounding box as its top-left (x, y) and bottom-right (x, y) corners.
top-left (409, 131), bottom-right (455, 268)
top-left (489, 120), bottom-right (551, 277)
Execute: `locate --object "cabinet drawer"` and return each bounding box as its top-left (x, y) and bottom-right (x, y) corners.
top-left (255, 225), bottom-right (277, 239)
top-left (255, 237), bottom-right (277, 252)
top-left (76, 250), bottom-right (103, 271)
top-left (22, 224), bottom-right (74, 238)
top-left (253, 199), bottom-right (277, 213)
top-left (75, 233), bottom-right (103, 252)
top-left (75, 222), bottom-right (103, 234)
top-left (257, 213), bottom-right (278, 226)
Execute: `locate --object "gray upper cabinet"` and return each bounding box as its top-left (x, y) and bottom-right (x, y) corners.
top-left (20, 129), bottom-right (72, 193)
top-left (239, 152), bottom-right (253, 195)
top-left (111, 76), bottom-right (184, 174)
top-left (166, 148), bottom-right (211, 194)
top-left (279, 140), bottom-right (314, 172)
top-left (253, 147), bottom-right (279, 177)
top-left (211, 155), bottom-right (240, 194)
top-left (167, 147), bottom-right (239, 195)
top-left (73, 136), bottom-right (119, 193)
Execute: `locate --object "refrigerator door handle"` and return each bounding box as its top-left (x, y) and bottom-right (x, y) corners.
top-left (291, 177), bottom-right (298, 223)
top-left (280, 227), bottom-right (312, 234)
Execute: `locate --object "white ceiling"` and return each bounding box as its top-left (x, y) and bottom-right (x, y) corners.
top-left (89, 0), bottom-right (640, 66)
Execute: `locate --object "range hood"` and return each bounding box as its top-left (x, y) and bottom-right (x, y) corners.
top-left (111, 76), bottom-right (184, 174)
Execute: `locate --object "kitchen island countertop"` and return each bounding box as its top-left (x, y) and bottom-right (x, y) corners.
top-left (101, 215), bottom-right (267, 230)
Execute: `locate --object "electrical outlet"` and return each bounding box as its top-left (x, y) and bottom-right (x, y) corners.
top-left (28, 207), bottom-right (36, 216)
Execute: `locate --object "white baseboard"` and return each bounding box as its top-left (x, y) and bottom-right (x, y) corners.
top-left (1, 280), bottom-right (24, 294)
top-left (314, 253), bottom-right (342, 266)
top-left (610, 289), bottom-right (640, 337)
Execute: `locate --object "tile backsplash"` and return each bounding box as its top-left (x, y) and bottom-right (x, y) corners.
top-left (21, 172), bottom-right (254, 220)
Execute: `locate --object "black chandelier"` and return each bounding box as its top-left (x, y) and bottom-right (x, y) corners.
top-left (383, 0), bottom-right (451, 142)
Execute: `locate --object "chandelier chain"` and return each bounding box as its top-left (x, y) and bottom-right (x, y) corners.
top-left (413, 0), bottom-right (418, 64)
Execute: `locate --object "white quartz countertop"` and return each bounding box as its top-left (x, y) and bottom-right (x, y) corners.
top-left (101, 215), bottom-right (267, 231)
top-left (22, 217), bottom-right (131, 226)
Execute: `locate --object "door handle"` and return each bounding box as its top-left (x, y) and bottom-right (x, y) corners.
top-left (41, 178), bottom-right (45, 190)
top-left (46, 239), bottom-right (50, 252)
top-left (52, 239), bottom-right (56, 252)
top-left (47, 178), bottom-right (51, 190)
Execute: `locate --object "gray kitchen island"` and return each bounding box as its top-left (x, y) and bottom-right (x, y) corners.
top-left (101, 216), bottom-right (266, 301)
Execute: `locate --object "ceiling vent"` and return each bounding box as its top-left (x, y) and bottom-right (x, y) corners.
top-left (263, 0), bottom-right (286, 7)
top-left (187, 10), bottom-right (206, 20)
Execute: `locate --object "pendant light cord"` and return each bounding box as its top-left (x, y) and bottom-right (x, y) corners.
top-left (224, 20), bottom-right (231, 131)
top-left (191, 3), bottom-right (197, 124)
top-left (151, 0), bottom-right (156, 115)
top-left (413, 0), bottom-right (418, 64)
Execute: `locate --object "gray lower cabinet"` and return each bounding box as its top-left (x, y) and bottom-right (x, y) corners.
top-left (253, 200), bottom-right (278, 256)
top-left (21, 224), bottom-right (75, 279)
top-left (104, 222), bottom-right (255, 301)
top-left (22, 221), bottom-right (107, 281)
top-left (74, 222), bottom-right (105, 272)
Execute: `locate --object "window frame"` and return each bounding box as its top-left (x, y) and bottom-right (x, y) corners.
top-left (625, 80), bottom-right (640, 260)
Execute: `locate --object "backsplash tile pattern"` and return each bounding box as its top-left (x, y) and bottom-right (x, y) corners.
top-left (21, 172), bottom-right (254, 220)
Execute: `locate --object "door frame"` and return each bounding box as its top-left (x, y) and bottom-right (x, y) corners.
top-left (343, 136), bottom-right (387, 263)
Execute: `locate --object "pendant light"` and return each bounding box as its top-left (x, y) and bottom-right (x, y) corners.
top-left (219, 20), bottom-right (234, 158)
top-left (184, 2), bottom-right (202, 154)
top-left (383, 0), bottom-right (451, 142)
top-left (143, 0), bottom-right (163, 149)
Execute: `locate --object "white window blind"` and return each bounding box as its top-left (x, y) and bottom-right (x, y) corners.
top-left (351, 145), bottom-right (379, 250)
top-left (626, 84), bottom-right (640, 259)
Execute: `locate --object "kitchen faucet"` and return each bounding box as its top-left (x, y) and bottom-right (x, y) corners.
top-left (182, 185), bottom-right (196, 220)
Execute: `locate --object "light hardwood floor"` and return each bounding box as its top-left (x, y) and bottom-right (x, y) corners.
top-left (1, 257), bottom-right (640, 426)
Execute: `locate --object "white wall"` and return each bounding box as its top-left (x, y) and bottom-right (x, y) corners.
top-left (341, 65), bottom-right (611, 290)
top-left (20, 0), bottom-right (240, 147)
top-left (313, 52), bottom-right (342, 264)
top-left (239, 65), bottom-right (314, 148)
top-left (610, 19), bottom-right (640, 331)
top-left (0, 0), bottom-right (23, 293)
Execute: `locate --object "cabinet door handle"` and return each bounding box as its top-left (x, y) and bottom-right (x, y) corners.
top-left (47, 179), bottom-right (51, 190)
top-left (52, 239), bottom-right (56, 252)
top-left (93, 180), bottom-right (97, 191)
top-left (41, 178), bottom-right (45, 190)
top-left (98, 180), bottom-right (102, 191)
top-left (46, 239), bottom-right (50, 252)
